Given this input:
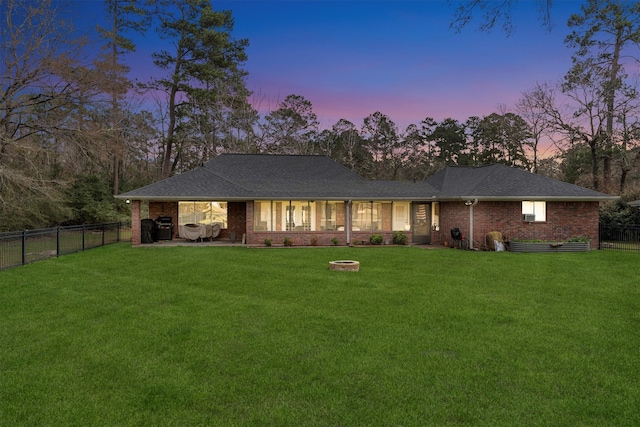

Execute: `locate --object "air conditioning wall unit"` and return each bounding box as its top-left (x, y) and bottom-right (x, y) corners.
top-left (522, 214), bottom-right (536, 222)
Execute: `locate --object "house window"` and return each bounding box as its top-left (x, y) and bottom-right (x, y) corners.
top-left (253, 201), bottom-right (317, 231)
top-left (253, 201), bottom-right (272, 231)
top-left (522, 201), bottom-right (546, 222)
top-left (352, 202), bottom-right (382, 231)
top-left (178, 201), bottom-right (227, 228)
top-left (318, 201), bottom-right (340, 230)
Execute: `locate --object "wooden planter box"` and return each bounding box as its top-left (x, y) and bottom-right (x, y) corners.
top-left (509, 241), bottom-right (590, 253)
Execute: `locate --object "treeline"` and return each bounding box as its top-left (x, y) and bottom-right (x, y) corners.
top-left (2, 0), bottom-right (640, 231)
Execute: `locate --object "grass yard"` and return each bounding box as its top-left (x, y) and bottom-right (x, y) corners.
top-left (1, 244), bottom-right (639, 426)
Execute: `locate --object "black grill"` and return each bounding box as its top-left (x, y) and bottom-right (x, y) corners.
top-left (156, 216), bottom-right (173, 240)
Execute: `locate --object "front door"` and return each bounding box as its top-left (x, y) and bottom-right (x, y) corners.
top-left (412, 203), bottom-right (431, 244)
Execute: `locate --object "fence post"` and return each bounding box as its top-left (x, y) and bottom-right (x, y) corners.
top-left (22, 230), bottom-right (26, 266)
top-left (117, 222), bottom-right (121, 243)
top-left (102, 224), bottom-right (105, 246)
top-left (82, 224), bottom-right (86, 251)
top-left (57, 225), bottom-right (61, 257)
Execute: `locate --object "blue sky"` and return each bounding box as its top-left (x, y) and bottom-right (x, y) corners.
top-left (76, 0), bottom-right (581, 130)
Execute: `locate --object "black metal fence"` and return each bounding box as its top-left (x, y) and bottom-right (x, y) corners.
top-left (0, 223), bottom-right (131, 271)
top-left (599, 224), bottom-right (640, 252)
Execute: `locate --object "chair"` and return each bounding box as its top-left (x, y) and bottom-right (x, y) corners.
top-left (450, 227), bottom-right (463, 249)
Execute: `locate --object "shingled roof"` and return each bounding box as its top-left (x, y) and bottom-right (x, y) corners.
top-left (117, 155), bottom-right (616, 202)
top-left (117, 154), bottom-right (435, 201)
top-left (425, 164), bottom-right (615, 201)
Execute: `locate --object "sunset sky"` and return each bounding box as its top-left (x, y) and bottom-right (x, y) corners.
top-left (77, 0), bottom-right (581, 130)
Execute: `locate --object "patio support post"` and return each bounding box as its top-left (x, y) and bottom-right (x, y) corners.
top-left (466, 199), bottom-right (478, 249)
top-left (346, 200), bottom-right (352, 245)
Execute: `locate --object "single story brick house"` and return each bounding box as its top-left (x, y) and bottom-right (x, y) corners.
top-left (116, 154), bottom-right (616, 248)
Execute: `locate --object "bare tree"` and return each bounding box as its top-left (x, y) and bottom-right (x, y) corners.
top-left (0, 0), bottom-right (102, 228)
top-left (448, 0), bottom-right (554, 36)
top-left (517, 84), bottom-right (557, 173)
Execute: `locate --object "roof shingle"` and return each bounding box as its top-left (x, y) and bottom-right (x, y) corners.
top-left (117, 155), bottom-right (615, 202)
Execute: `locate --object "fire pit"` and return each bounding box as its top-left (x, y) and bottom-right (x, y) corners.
top-left (329, 260), bottom-right (360, 272)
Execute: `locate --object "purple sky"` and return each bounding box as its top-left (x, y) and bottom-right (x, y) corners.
top-left (77, 0), bottom-right (581, 130)
top-left (213, 0), bottom-right (578, 130)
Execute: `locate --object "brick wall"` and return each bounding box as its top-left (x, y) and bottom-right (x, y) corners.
top-left (246, 230), bottom-right (411, 246)
top-left (131, 200), bottom-right (141, 245)
top-left (434, 201), bottom-right (600, 249)
top-left (132, 199), bottom-right (599, 249)
top-left (149, 201), bottom-right (179, 239)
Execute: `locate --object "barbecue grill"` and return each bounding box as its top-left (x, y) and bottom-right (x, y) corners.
top-left (156, 216), bottom-right (173, 240)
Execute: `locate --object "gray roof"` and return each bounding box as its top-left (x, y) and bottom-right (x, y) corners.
top-left (118, 154), bottom-right (436, 201)
top-left (117, 155), bottom-right (616, 202)
top-left (426, 164), bottom-right (615, 201)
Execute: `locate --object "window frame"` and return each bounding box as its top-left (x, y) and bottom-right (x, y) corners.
top-left (522, 201), bottom-right (546, 222)
top-left (178, 201), bottom-right (228, 228)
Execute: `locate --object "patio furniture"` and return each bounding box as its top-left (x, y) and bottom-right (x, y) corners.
top-left (450, 227), bottom-right (464, 249)
top-left (179, 223), bottom-right (222, 241)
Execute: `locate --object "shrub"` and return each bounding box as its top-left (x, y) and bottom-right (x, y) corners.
top-left (283, 237), bottom-right (293, 246)
top-left (310, 236), bottom-right (318, 246)
top-left (392, 231), bottom-right (408, 245)
top-left (370, 234), bottom-right (383, 245)
top-left (264, 238), bottom-right (272, 247)
top-left (331, 237), bottom-right (339, 246)
top-left (566, 236), bottom-right (590, 243)
top-left (599, 200), bottom-right (640, 226)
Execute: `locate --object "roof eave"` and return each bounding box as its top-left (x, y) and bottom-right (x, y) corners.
top-left (116, 195), bottom-right (437, 202)
top-left (437, 195), bottom-right (619, 202)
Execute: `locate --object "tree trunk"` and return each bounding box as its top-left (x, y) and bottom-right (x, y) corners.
top-left (161, 51), bottom-right (183, 179)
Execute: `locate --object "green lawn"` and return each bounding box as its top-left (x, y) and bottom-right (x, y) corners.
top-left (1, 244), bottom-right (639, 426)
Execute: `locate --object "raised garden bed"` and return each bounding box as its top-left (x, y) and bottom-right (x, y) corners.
top-left (509, 241), bottom-right (590, 253)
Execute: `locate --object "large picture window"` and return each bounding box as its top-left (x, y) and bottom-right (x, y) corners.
top-left (253, 200), bottom-right (410, 232)
top-left (254, 201), bottom-right (343, 232)
top-left (318, 201), bottom-right (341, 231)
top-left (253, 201), bottom-right (272, 231)
top-left (178, 202), bottom-right (228, 228)
top-left (522, 201), bottom-right (546, 222)
top-left (352, 202), bottom-right (382, 231)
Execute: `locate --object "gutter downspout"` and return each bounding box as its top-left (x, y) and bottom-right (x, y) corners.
top-left (468, 198), bottom-right (478, 249)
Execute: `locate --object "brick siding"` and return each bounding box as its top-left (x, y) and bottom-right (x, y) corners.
top-left (434, 201), bottom-right (600, 249)
top-left (132, 199), bottom-right (598, 249)
top-left (131, 200), bottom-right (141, 245)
